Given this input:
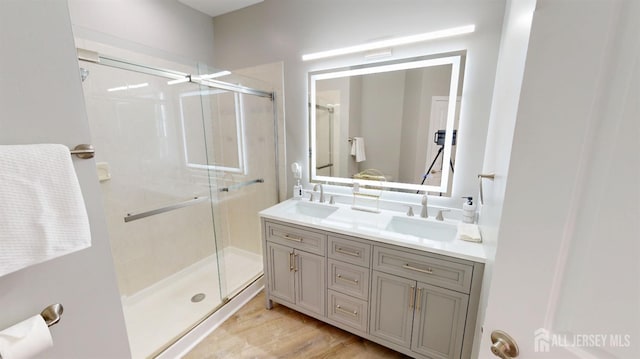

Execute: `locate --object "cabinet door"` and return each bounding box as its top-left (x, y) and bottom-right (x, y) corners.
top-left (411, 282), bottom-right (469, 359)
top-left (294, 249), bottom-right (325, 316)
top-left (370, 271), bottom-right (416, 348)
top-left (266, 242), bottom-right (295, 304)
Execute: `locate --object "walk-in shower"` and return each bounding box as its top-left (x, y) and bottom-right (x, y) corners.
top-left (78, 50), bottom-right (278, 358)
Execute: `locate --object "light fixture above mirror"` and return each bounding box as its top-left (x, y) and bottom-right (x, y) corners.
top-left (302, 25), bottom-right (475, 61)
top-left (309, 53), bottom-right (465, 194)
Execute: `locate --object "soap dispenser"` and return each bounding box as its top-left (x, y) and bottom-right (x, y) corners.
top-left (462, 197), bottom-right (476, 223)
top-left (291, 162), bottom-right (303, 199)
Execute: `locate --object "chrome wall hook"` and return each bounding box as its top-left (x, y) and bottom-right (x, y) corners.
top-left (477, 173), bottom-right (495, 205)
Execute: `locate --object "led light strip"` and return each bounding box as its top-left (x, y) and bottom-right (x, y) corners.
top-left (302, 24), bottom-right (475, 61)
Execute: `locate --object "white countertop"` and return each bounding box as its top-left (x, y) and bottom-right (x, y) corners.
top-left (259, 199), bottom-right (487, 263)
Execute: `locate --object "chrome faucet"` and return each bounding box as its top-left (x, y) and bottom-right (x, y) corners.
top-left (420, 194), bottom-right (428, 218)
top-left (313, 183), bottom-right (325, 203)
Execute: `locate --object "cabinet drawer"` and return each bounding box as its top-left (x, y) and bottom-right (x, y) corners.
top-left (328, 290), bottom-right (368, 332)
top-left (328, 235), bottom-right (371, 267)
top-left (266, 221), bottom-right (326, 255)
top-left (328, 259), bottom-right (370, 300)
top-left (373, 246), bottom-right (473, 293)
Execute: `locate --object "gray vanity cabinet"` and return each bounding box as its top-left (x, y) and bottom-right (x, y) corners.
top-left (294, 249), bottom-right (325, 315)
top-left (370, 271), bottom-right (467, 359)
top-left (370, 246), bottom-right (475, 359)
top-left (266, 242), bottom-right (296, 303)
top-left (411, 282), bottom-right (468, 359)
top-left (264, 222), bottom-right (326, 316)
top-left (262, 218), bottom-right (483, 359)
top-left (326, 235), bottom-right (372, 333)
top-left (370, 271), bottom-right (416, 348)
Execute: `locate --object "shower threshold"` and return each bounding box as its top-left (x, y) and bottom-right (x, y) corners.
top-left (121, 247), bottom-right (263, 359)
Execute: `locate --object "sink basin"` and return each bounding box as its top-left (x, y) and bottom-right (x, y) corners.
top-left (385, 216), bottom-right (457, 241)
top-left (288, 201), bottom-right (339, 219)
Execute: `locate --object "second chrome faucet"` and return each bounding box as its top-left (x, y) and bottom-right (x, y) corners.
top-left (313, 183), bottom-right (325, 203)
top-left (420, 194), bottom-right (428, 218)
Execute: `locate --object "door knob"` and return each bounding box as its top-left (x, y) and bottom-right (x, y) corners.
top-left (490, 330), bottom-right (519, 358)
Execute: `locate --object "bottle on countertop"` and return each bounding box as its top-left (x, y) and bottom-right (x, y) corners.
top-left (462, 196), bottom-right (476, 223)
top-left (291, 162), bottom-right (303, 199)
top-left (293, 179), bottom-right (303, 199)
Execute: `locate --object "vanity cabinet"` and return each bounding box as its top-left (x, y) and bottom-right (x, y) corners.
top-left (370, 246), bottom-right (471, 359)
top-left (261, 218), bottom-right (483, 359)
top-left (326, 234), bottom-right (371, 333)
top-left (265, 222), bottom-right (326, 316)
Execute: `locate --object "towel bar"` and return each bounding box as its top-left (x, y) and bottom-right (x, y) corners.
top-left (70, 144), bottom-right (95, 159)
top-left (219, 178), bottom-right (264, 192)
top-left (124, 196), bottom-right (209, 223)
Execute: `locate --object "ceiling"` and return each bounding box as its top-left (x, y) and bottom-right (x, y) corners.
top-left (177, 0), bottom-right (263, 17)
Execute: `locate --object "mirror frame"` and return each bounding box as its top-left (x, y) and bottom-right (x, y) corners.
top-left (309, 54), bottom-right (462, 193)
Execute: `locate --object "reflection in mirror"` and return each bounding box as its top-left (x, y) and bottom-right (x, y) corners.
top-left (309, 54), bottom-right (464, 194)
top-left (180, 89), bottom-right (247, 173)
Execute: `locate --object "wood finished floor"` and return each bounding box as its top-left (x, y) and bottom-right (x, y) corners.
top-left (184, 291), bottom-right (410, 358)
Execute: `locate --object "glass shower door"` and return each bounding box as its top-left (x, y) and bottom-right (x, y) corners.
top-left (193, 78), bottom-right (278, 301)
top-left (81, 61), bottom-right (226, 358)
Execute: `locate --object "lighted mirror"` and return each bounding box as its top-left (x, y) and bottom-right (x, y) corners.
top-left (180, 89), bottom-right (247, 174)
top-left (309, 54), bottom-right (464, 194)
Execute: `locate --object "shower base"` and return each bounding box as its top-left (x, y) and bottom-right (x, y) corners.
top-left (121, 247), bottom-right (263, 359)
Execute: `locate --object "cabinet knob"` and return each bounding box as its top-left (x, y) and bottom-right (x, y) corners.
top-left (490, 330), bottom-right (519, 358)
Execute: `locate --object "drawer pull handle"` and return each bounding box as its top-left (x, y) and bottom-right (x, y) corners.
top-left (336, 274), bottom-right (359, 284)
top-left (336, 305), bottom-right (358, 317)
top-left (283, 234), bottom-right (303, 242)
top-left (409, 286), bottom-right (415, 309)
top-left (336, 247), bottom-right (360, 257)
top-left (403, 264), bottom-right (433, 274)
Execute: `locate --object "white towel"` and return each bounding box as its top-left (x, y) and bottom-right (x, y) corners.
top-left (0, 144), bottom-right (91, 277)
top-left (456, 223), bottom-right (482, 243)
top-left (350, 137), bottom-right (366, 162)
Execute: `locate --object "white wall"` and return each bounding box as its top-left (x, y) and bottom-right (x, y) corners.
top-left (359, 71), bottom-right (406, 180)
top-left (405, 65), bottom-right (456, 185)
top-left (0, 1), bottom-right (130, 357)
top-left (212, 0), bottom-right (505, 207)
top-left (398, 69), bottom-right (425, 183)
top-left (68, 0), bottom-right (216, 65)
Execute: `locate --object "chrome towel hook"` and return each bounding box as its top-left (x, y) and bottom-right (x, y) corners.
top-left (478, 173), bottom-right (496, 205)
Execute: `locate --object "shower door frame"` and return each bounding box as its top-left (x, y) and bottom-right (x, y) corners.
top-left (78, 48), bottom-right (280, 356)
top-left (78, 47), bottom-right (280, 221)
